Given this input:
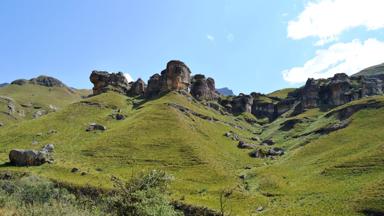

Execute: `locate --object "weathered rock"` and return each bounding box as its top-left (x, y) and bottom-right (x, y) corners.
top-left (86, 123), bottom-right (106, 131)
top-left (261, 139), bottom-right (275, 146)
top-left (33, 110), bottom-right (47, 119)
top-left (160, 60), bottom-right (191, 92)
top-left (268, 147), bottom-right (284, 156)
top-left (0, 122), bottom-right (3, 127)
top-left (237, 141), bottom-right (256, 149)
top-left (230, 94), bottom-right (254, 114)
top-left (9, 144), bottom-right (54, 166)
top-left (90, 71), bottom-right (130, 95)
top-left (128, 78), bottom-right (146, 96)
top-left (41, 144), bottom-right (54, 153)
top-left (113, 113), bottom-right (125, 120)
top-left (71, 168), bottom-right (80, 173)
top-left (11, 76), bottom-right (65, 87)
top-left (145, 73), bottom-right (162, 97)
top-left (190, 74), bottom-right (218, 100)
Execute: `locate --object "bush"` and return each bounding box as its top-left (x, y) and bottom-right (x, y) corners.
top-left (108, 170), bottom-right (181, 216)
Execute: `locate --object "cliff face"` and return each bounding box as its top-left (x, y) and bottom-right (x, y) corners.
top-left (90, 71), bottom-right (131, 95)
top-left (89, 61), bottom-right (384, 122)
top-left (218, 73), bottom-right (384, 122)
top-left (160, 60), bottom-right (191, 92)
top-left (190, 74), bottom-right (218, 100)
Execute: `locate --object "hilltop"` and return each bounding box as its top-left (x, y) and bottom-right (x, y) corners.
top-left (0, 61), bottom-right (383, 215)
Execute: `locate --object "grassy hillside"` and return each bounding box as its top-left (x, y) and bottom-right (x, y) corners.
top-left (0, 90), bottom-right (383, 215)
top-left (353, 62), bottom-right (384, 77)
top-left (0, 84), bottom-right (86, 125)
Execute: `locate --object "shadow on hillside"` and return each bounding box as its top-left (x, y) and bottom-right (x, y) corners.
top-left (131, 91), bottom-right (170, 110)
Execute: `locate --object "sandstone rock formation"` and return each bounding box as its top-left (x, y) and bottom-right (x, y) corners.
top-left (190, 74), bottom-right (218, 100)
top-left (128, 78), bottom-right (146, 96)
top-left (146, 73), bottom-right (162, 98)
top-left (90, 71), bottom-right (130, 95)
top-left (160, 60), bottom-right (191, 92)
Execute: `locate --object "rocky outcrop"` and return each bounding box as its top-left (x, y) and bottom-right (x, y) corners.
top-left (128, 78), bottom-right (146, 96)
top-left (160, 60), bottom-right (191, 92)
top-left (11, 76), bottom-right (66, 87)
top-left (9, 144), bottom-right (54, 166)
top-left (145, 74), bottom-right (162, 98)
top-left (90, 71), bottom-right (130, 95)
top-left (230, 94), bottom-right (254, 114)
top-left (190, 74), bottom-right (218, 100)
top-left (287, 73), bottom-right (384, 114)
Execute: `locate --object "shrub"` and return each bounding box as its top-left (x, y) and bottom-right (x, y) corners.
top-left (108, 170), bottom-right (181, 216)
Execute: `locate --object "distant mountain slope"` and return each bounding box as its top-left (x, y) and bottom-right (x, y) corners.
top-left (353, 62), bottom-right (384, 77)
top-left (217, 87), bottom-right (234, 96)
top-left (0, 83), bottom-right (9, 88)
top-left (0, 77), bottom-right (86, 125)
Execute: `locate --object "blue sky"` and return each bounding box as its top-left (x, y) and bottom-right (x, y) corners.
top-left (1, 0), bottom-right (384, 94)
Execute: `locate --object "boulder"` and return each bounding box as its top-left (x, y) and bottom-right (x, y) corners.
top-left (114, 113), bottom-right (125, 120)
top-left (268, 147), bottom-right (284, 156)
top-left (90, 71), bottom-right (130, 95)
top-left (237, 141), bottom-right (256, 149)
top-left (160, 60), bottom-right (191, 92)
top-left (9, 144), bottom-right (54, 166)
top-left (190, 74), bottom-right (218, 100)
top-left (86, 123), bottom-right (106, 131)
top-left (261, 139), bottom-right (275, 146)
top-left (33, 110), bottom-right (47, 119)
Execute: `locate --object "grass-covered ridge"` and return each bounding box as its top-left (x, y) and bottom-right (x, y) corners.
top-left (0, 89), bottom-right (383, 215)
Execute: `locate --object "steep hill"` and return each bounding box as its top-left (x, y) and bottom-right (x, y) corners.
top-left (0, 90), bottom-right (383, 215)
top-left (353, 63), bottom-right (384, 77)
top-left (0, 63), bottom-right (383, 215)
top-left (0, 81), bottom-right (86, 125)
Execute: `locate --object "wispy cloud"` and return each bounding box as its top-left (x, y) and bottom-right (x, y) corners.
top-left (206, 34), bottom-right (215, 42)
top-left (282, 39), bottom-right (384, 83)
top-left (226, 33), bottom-right (234, 42)
top-left (124, 73), bottom-right (134, 83)
top-left (287, 0), bottom-right (384, 46)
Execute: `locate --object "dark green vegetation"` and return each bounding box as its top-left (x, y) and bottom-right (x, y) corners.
top-left (0, 82), bottom-right (383, 215)
top-left (0, 170), bottom-right (179, 216)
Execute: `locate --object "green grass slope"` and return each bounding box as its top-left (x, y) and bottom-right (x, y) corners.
top-left (0, 90), bottom-right (383, 215)
top-left (0, 91), bottom-right (268, 214)
top-left (0, 84), bottom-right (86, 125)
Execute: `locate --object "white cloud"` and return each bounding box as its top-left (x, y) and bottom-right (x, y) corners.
top-left (288, 0), bottom-right (384, 45)
top-left (226, 33), bottom-right (234, 42)
top-left (206, 34), bottom-right (215, 42)
top-left (124, 73), bottom-right (134, 83)
top-left (282, 38), bottom-right (384, 84)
